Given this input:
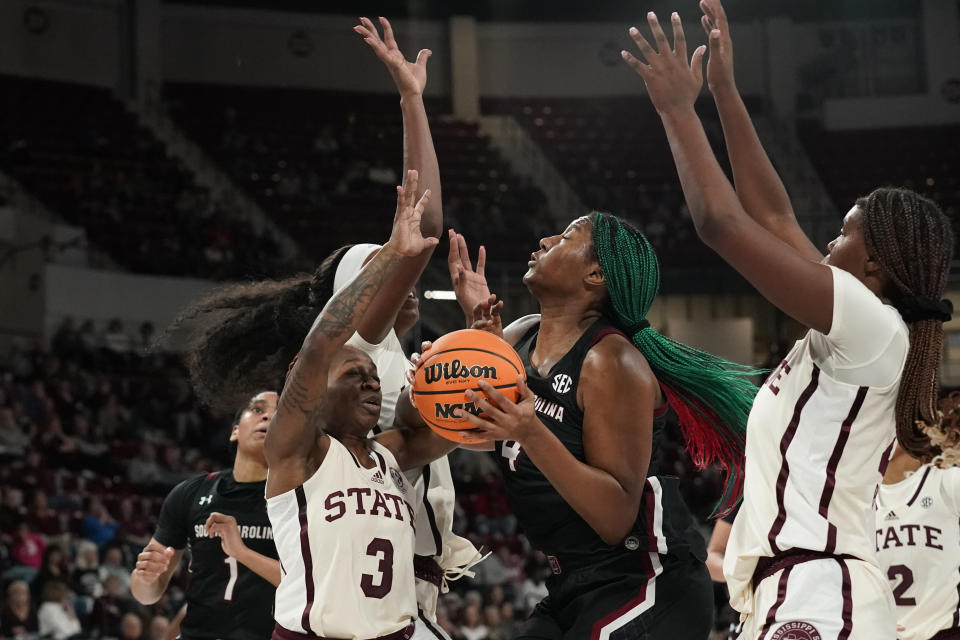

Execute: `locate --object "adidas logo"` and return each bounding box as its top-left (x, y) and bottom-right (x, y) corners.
top-left (371, 471), bottom-right (384, 484)
top-left (884, 510), bottom-right (898, 521)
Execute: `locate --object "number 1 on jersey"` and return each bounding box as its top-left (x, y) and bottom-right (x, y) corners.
top-left (223, 556), bottom-right (238, 601)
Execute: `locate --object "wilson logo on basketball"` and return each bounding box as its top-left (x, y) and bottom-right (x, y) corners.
top-left (423, 359), bottom-right (499, 384)
top-left (435, 401), bottom-right (483, 419)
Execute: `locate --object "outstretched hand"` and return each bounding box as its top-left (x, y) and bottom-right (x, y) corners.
top-left (621, 12), bottom-right (706, 116)
top-left (699, 0), bottom-right (736, 94)
top-left (447, 229), bottom-right (492, 323)
top-left (385, 170), bottom-right (438, 257)
top-left (354, 16), bottom-right (430, 97)
top-left (470, 294), bottom-right (504, 338)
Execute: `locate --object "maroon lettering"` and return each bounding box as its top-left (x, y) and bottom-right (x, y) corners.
top-left (385, 494), bottom-right (406, 521)
top-left (901, 524), bottom-right (921, 546)
top-left (767, 361), bottom-right (791, 395)
top-left (888, 564), bottom-right (917, 606)
top-left (370, 490), bottom-right (392, 518)
top-left (924, 525), bottom-right (943, 550)
top-left (883, 527), bottom-right (903, 549)
top-left (360, 538), bottom-right (394, 599)
top-left (324, 491), bottom-right (346, 522)
top-left (875, 529), bottom-right (883, 552)
top-left (404, 500), bottom-right (416, 531)
top-left (347, 487), bottom-right (371, 514)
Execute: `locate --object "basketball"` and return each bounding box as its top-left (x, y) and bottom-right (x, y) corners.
top-left (412, 329), bottom-right (526, 444)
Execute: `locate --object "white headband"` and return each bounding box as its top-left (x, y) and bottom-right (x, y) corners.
top-left (332, 243), bottom-right (382, 294)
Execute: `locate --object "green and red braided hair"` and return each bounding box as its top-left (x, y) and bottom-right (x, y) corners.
top-left (591, 212), bottom-right (761, 517)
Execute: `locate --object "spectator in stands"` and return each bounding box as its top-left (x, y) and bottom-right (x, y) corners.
top-left (72, 540), bottom-right (102, 599)
top-left (0, 580), bottom-right (38, 637)
top-left (127, 443), bottom-right (163, 489)
top-left (498, 602), bottom-right (522, 638)
top-left (91, 574), bottom-right (131, 637)
top-left (147, 614), bottom-right (169, 640)
top-left (460, 604), bottom-right (489, 640)
top-left (9, 522), bottom-right (45, 573)
top-left (120, 612), bottom-right (144, 640)
top-left (0, 407), bottom-right (29, 458)
top-left (36, 580), bottom-right (81, 640)
top-left (99, 546), bottom-right (131, 592)
top-left (82, 497), bottom-right (120, 548)
top-left (25, 489), bottom-right (61, 539)
top-left (102, 319), bottom-right (134, 363)
top-left (116, 498), bottom-right (151, 553)
top-left (483, 605), bottom-right (503, 640)
top-left (31, 545), bottom-right (76, 603)
top-left (0, 488), bottom-right (25, 540)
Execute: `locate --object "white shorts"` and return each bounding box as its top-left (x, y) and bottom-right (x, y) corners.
top-left (411, 609), bottom-right (450, 640)
top-left (737, 557), bottom-right (896, 640)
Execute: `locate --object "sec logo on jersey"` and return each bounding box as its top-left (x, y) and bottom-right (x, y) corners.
top-left (552, 374), bottom-right (573, 394)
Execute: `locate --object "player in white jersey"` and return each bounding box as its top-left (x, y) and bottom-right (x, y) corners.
top-left (876, 394), bottom-right (960, 640)
top-left (332, 242), bottom-right (484, 639)
top-left (264, 171), bottom-right (458, 640)
top-left (622, 0), bottom-right (954, 637)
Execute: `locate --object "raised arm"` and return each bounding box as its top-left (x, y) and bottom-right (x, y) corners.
top-left (622, 12), bottom-right (834, 333)
top-left (265, 171), bottom-right (438, 498)
top-left (351, 17), bottom-right (443, 344)
top-left (699, 0), bottom-right (822, 261)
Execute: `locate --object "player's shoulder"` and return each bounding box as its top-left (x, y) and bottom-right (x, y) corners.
top-left (581, 331), bottom-right (656, 391)
top-left (167, 470), bottom-right (227, 502)
top-left (504, 314), bottom-right (540, 347)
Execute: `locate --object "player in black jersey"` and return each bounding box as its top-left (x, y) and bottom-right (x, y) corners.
top-left (130, 391), bottom-right (280, 640)
top-left (447, 213), bottom-right (759, 639)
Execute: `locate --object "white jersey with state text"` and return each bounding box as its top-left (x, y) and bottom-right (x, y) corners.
top-left (268, 438), bottom-right (417, 638)
top-left (725, 266), bottom-right (909, 619)
top-left (876, 465), bottom-right (960, 640)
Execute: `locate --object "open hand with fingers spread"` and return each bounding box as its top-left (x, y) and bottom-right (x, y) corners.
top-left (699, 0), bottom-right (736, 95)
top-left (447, 229), bottom-right (491, 323)
top-left (621, 12), bottom-right (706, 116)
top-left (384, 170), bottom-right (439, 258)
top-left (354, 17), bottom-right (431, 97)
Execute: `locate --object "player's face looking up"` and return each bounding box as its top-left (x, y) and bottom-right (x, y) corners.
top-left (824, 206), bottom-right (876, 282)
top-left (320, 346), bottom-right (382, 436)
top-left (230, 391), bottom-right (278, 456)
top-left (394, 287), bottom-right (420, 337)
top-left (523, 216), bottom-right (601, 293)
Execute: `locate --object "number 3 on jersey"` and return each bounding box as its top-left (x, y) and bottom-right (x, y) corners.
top-left (501, 440), bottom-right (522, 471)
top-left (361, 538), bottom-right (393, 598)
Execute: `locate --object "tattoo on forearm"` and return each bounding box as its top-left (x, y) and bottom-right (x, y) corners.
top-left (309, 251), bottom-right (399, 345)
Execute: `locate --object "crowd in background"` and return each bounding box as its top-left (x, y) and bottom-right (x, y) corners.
top-left (0, 316), bottom-right (731, 640)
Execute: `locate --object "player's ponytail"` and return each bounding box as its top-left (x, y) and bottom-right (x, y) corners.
top-left (592, 212), bottom-right (761, 516)
top-left (859, 188), bottom-right (955, 463)
top-left (167, 244), bottom-right (356, 411)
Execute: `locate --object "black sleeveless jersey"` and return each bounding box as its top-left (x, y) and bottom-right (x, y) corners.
top-left (154, 470), bottom-right (277, 640)
top-left (493, 319), bottom-right (705, 571)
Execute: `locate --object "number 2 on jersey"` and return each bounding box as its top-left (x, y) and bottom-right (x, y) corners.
top-left (361, 538), bottom-right (393, 598)
top-left (888, 564), bottom-right (916, 606)
top-left (223, 556), bottom-right (238, 601)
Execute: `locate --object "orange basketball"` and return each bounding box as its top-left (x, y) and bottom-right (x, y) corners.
top-left (412, 329), bottom-right (526, 444)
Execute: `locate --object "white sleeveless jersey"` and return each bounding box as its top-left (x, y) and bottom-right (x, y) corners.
top-left (268, 437), bottom-right (417, 638)
top-left (348, 330), bottom-right (485, 622)
top-left (724, 267), bottom-right (908, 615)
top-left (876, 466), bottom-right (960, 640)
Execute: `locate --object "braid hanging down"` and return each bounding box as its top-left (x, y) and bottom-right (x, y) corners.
top-left (858, 187), bottom-right (955, 462)
top-left (592, 212), bottom-right (762, 517)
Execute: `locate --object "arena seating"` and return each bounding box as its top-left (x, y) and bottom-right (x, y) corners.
top-left (798, 120), bottom-right (960, 248)
top-left (481, 96), bottom-right (758, 266)
top-left (164, 84), bottom-right (553, 262)
top-left (0, 74), bottom-right (287, 280)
